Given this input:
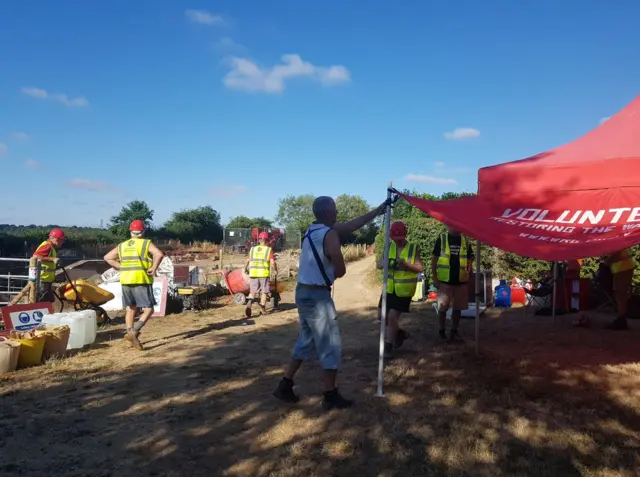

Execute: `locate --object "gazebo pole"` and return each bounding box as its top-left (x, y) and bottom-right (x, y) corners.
top-left (552, 261), bottom-right (558, 323)
top-left (475, 240), bottom-right (481, 356)
top-left (376, 183), bottom-right (393, 398)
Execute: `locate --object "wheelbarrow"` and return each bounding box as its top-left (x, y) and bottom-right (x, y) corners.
top-left (54, 266), bottom-right (114, 326)
top-left (222, 268), bottom-right (284, 308)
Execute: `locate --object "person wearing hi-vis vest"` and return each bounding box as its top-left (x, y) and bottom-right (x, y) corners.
top-left (604, 248), bottom-right (636, 330)
top-left (432, 226), bottom-right (474, 342)
top-left (103, 220), bottom-right (164, 350)
top-left (376, 221), bottom-right (422, 359)
top-left (32, 228), bottom-right (66, 302)
top-left (244, 232), bottom-right (277, 317)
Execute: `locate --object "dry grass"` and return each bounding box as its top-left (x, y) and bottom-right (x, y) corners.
top-left (1, 257), bottom-right (640, 476)
top-left (342, 244), bottom-right (368, 263)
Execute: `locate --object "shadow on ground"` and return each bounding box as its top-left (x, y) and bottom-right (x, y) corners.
top-left (1, 302), bottom-right (639, 476)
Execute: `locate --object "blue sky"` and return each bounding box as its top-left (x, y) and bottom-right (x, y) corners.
top-left (1, 0), bottom-right (639, 227)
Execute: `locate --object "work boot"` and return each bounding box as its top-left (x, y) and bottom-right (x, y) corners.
top-left (395, 328), bottom-right (408, 348)
top-left (322, 388), bottom-right (354, 411)
top-left (448, 329), bottom-right (464, 343)
top-left (273, 377), bottom-right (299, 403)
top-left (606, 316), bottom-right (629, 330)
top-left (245, 304), bottom-right (252, 318)
top-left (125, 329), bottom-right (143, 351)
top-left (439, 329), bottom-right (447, 341)
top-left (259, 305), bottom-right (268, 316)
top-left (383, 342), bottom-right (394, 360)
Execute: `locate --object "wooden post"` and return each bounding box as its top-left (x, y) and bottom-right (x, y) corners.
top-left (9, 283), bottom-right (32, 305)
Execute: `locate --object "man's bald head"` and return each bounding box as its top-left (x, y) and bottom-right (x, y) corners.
top-left (313, 196), bottom-right (338, 226)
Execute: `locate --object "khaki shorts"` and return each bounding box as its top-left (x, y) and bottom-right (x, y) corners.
top-left (437, 283), bottom-right (469, 311)
top-left (249, 277), bottom-right (270, 295)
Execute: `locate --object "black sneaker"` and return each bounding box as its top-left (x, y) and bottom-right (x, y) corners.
top-left (384, 342), bottom-right (394, 359)
top-left (273, 378), bottom-right (299, 403)
top-left (322, 388), bottom-right (354, 411)
top-left (448, 329), bottom-right (464, 343)
top-left (606, 317), bottom-right (629, 330)
top-left (439, 329), bottom-right (447, 341)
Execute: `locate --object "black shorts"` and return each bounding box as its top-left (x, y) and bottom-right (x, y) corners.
top-left (378, 293), bottom-right (412, 313)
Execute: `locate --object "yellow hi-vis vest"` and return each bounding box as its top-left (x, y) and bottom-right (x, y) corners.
top-left (386, 241), bottom-right (418, 297)
top-left (37, 240), bottom-right (57, 283)
top-left (248, 246), bottom-right (272, 278)
top-left (117, 238), bottom-right (153, 285)
top-left (610, 250), bottom-right (636, 274)
top-left (436, 233), bottom-right (469, 283)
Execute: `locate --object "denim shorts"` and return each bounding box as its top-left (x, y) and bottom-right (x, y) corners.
top-left (292, 285), bottom-right (341, 370)
top-left (122, 284), bottom-right (157, 309)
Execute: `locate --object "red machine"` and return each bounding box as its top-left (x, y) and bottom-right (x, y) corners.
top-left (245, 227), bottom-right (285, 252)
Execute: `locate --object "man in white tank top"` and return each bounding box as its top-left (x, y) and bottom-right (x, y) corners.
top-left (273, 196), bottom-right (387, 410)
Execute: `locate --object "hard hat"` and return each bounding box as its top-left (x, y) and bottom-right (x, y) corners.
top-left (258, 232), bottom-right (269, 240)
top-left (389, 221), bottom-right (408, 240)
top-left (49, 228), bottom-right (65, 240)
top-left (130, 220), bottom-right (145, 232)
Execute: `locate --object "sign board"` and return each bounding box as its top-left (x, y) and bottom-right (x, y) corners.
top-left (98, 276), bottom-right (168, 317)
top-left (0, 302), bottom-right (54, 332)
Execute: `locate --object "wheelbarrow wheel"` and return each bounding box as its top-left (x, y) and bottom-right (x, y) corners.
top-left (94, 306), bottom-right (111, 327)
top-left (233, 293), bottom-right (247, 305)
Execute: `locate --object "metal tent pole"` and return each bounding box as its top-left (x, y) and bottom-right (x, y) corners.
top-left (376, 183), bottom-right (393, 398)
top-left (552, 261), bottom-right (558, 323)
top-left (475, 240), bottom-right (481, 356)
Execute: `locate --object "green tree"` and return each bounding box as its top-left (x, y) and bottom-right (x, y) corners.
top-left (163, 206), bottom-right (223, 243)
top-left (335, 194), bottom-right (378, 244)
top-left (226, 215), bottom-right (273, 229)
top-left (109, 200), bottom-right (154, 239)
top-left (275, 194), bottom-right (316, 235)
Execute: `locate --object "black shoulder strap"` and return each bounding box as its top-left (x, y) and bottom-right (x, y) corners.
top-left (303, 229), bottom-right (332, 287)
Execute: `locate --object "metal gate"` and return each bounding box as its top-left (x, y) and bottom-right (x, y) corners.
top-left (223, 228), bottom-right (301, 253)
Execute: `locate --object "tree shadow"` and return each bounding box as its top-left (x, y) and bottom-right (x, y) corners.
top-left (1, 300), bottom-right (639, 476)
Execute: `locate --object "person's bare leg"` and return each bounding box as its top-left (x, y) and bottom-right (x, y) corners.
top-left (385, 309), bottom-right (400, 344)
top-left (125, 306), bottom-right (136, 330)
top-left (259, 292), bottom-right (268, 313)
top-left (245, 292), bottom-right (255, 317)
top-left (451, 310), bottom-right (462, 332)
top-left (323, 369), bottom-right (337, 392)
top-left (284, 358), bottom-right (303, 380)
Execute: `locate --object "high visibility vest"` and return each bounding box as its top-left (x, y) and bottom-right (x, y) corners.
top-left (37, 240), bottom-right (57, 283)
top-left (436, 233), bottom-right (469, 283)
top-left (117, 238), bottom-right (153, 285)
top-left (610, 250), bottom-right (635, 274)
top-left (386, 242), bottom-right (418, 297)
top-left (248, 246), bottom-right (272, 278)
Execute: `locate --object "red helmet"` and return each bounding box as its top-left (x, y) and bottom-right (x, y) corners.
top-left (258, 232), bottom-right (269, 240)
top-left (389, 221), bottom-right (408, 240)
top-left (130, 220), bottom-right (145, 232)
top-left (49, 228), bottom-right (65, 240)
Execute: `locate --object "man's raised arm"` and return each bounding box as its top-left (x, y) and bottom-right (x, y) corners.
top-left (332, 201), bottom-right (387, 236)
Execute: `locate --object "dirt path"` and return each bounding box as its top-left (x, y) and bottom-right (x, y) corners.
top-left (2, 256), bottom-right (640, 477)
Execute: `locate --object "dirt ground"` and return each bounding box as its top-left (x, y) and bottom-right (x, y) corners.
top-left (2, 256), bottom-right (640, 476)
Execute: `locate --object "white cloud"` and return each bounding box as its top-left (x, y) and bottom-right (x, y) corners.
top-left (599, 116), bottom-right (610, 125)
top-left (444, 127), bottom-right (480, 141)
top-left (223, 54), bottom-right (351, 93)
top-left (210, 184), bottom-right (247, 197)
top-left (66, 178), bottom-right (110, 191)
top-left (10, 131), bottom-right (29, 140)
top-left (21, 87), bottom-right (89, 108)
top-left (0, 143), bottom-right (6, 155)
top-left (185, 9), bottom-right (224, 25)
top-left (214, 37), bottom-right (246, 55)
top-left (404, 173), bottom-right (457, 185)
top-left (25, 159), bottom-right (40, 168)
top-left (434, 161), bottom-right (445, 168)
